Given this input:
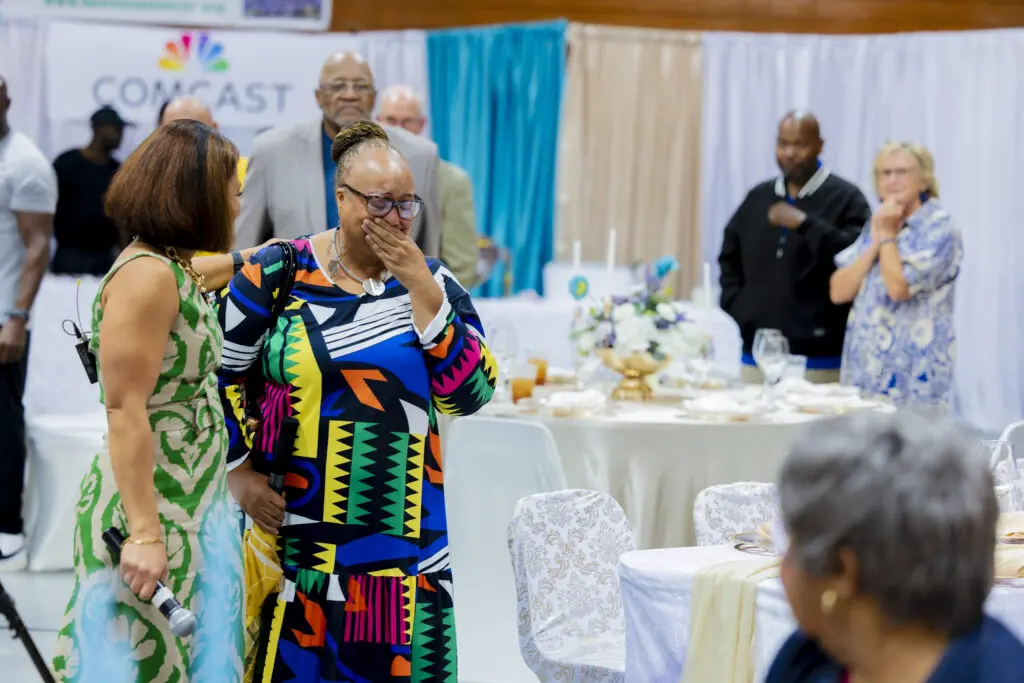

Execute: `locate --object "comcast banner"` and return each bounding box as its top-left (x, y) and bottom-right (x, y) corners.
top-left (0, 0), bottom-right (331, 30)
top-left (45, 21), bottom-right (356, 127)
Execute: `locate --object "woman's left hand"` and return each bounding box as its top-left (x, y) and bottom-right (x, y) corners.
top-left (363, 218), bottom-right (433, 288)
top-left (873, 198), bottom-right (904, 238)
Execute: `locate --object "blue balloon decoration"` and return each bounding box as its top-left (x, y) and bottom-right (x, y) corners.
top-left (654, 256), bottom-right (680, 280)
top-left (569, 275), bottom-right (590, 300)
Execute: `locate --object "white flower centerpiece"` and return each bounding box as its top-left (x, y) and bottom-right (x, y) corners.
top-left (572, 257), bottom-right (709, 401)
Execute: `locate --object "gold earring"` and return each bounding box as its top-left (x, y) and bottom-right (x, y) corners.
top-left (820, 589), bottom-right (838, 616)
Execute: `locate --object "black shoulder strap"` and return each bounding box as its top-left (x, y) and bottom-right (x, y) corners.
top-left (269, 241), bottom-right (298, 320)
top-left (242, 240), bottom-right (300, 428)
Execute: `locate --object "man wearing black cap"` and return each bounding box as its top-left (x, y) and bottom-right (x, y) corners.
top-left (51, 105), bottom-right (132, 275)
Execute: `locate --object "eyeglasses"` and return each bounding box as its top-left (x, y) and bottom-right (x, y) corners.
top-left (342, 184), bottom-right (423, 220)
top-left (379, 115), bottom-right (424, 130)
top-left (318, 81), bottom-right (375, 96)
top-left (875, 167), bottom-right (915, 179)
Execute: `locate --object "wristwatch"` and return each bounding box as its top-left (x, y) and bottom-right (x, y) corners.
top-left (230, 250), bottom-right (245, 273)
top-left (7, 308), bottom-right (28, 321)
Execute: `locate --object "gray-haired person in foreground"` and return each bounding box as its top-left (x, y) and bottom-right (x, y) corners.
top-left (765, 411), bottom-right (1024, 683)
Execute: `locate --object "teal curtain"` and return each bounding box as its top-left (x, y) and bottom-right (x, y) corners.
top-left (427, 20), bottom-right (567, 296)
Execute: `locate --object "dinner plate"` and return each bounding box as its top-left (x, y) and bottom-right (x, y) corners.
top-left (731, 530), bottom-right (778, 557)
top-left (732, 531), bottom-right (769, 545)
top-left (993, 577), bottom-right (1024, 587)
top-left (997, 535), bottom-right (1024, 545)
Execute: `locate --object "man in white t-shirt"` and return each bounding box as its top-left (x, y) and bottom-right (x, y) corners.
top-left (0, 75), bottom-right (58, 568)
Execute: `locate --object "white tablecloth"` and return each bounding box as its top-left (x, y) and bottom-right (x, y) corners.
top-left (24, 274), bottom-right (103, 417)
top-left (473, 397), bottom-right (826, 549)
top-left (473, 297), bottom-right (743, 379)
top-left (618, 545), bottom-right (1024, 683)
top-left (25, 412), bottom-right (105, 570)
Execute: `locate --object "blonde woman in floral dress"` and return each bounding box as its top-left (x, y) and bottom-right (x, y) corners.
top-left (52, 121), bottom-right (245, 682)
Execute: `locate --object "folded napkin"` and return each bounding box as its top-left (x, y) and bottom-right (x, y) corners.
top-left (545, 366), bottom-right (578, 385)
top-left (995, 547), bottom-right (1024, 579)
top-left (682, 556), bottom-right (781, 683)
top-left (784, 393), bottom-right (875, 413)
top-left (545, 389), bottom-right (606, 416)
top-left (685, 394), bottom-right (758, 419)
top-left (997, 512), bottom-right (1024, 538)
top-left (777, 378), bottom-right (861, 397)
top-left (661, 364), bottom-right (728, 389)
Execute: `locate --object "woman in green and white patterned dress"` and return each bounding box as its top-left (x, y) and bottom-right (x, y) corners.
top-left (53, 120), bottom-right (245, 682)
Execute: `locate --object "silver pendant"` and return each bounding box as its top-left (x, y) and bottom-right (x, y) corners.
top-left (363, 278), bottom-right (386, 296)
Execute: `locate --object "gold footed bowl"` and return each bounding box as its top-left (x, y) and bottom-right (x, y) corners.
top-left (596, 349), bottom-right (670, 401)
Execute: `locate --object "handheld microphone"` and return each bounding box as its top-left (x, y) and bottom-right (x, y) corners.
top-left (267, 417), bottom-right (299, 494)
top-left (102, 527), bottom-right (197, 638)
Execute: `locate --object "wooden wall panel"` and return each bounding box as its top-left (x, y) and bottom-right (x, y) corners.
top-left (330, 0), bottom-right (1024, 34)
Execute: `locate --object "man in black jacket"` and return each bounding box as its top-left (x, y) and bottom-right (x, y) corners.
top-left (718, 111), bottom-right (871, 383)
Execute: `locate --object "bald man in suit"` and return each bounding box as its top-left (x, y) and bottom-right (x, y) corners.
top-left (377, 85), bottom-right (481, 288)
top-left (235, 53), bottom-right (441, 255)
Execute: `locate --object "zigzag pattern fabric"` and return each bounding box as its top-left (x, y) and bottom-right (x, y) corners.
top-left (218, 239), bottom-right (495, 682)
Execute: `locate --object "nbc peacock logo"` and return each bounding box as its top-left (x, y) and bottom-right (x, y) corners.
top-left (158, 32), bottom-right (229, 73)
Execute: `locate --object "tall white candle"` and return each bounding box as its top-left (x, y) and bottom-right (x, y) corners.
top-left (606, 229), bottom-right (617, 272)
top-left (703, 262), bottom-right (713, 308)
top-left (572, 240), bottom-right (582, 271)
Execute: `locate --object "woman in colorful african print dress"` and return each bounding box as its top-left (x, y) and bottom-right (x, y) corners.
top-left (218, 121), bottom-right (496, 682)
top-left (53, 120), bottom-right (245, 681)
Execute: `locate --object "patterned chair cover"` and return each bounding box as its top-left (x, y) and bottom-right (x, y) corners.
top-left (507, 489), bottom-right (635, 683)
top-left (692, 482), bottom-right (780, 546)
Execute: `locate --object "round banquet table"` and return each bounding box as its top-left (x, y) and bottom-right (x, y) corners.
top-left (471, 397), bottom-right (833, 549)
top-left (617, 545), bottom-right (1024, 683)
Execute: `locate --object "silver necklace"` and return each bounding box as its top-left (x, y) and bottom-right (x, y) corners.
top-left (329, 228), bottom-right (389, 296)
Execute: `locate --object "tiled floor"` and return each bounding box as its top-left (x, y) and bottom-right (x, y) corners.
top-left (0, 571), bottom-right (69, 682)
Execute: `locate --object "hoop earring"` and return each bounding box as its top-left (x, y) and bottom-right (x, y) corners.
top-left (820, 589), bottom-right (838, 616)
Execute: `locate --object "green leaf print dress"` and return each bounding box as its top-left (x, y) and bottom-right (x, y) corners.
top-left (52, 252), bottom-right (244, 682)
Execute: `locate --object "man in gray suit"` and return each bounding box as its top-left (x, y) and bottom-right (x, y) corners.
top-left (235, 52), bottom-right (442, 256)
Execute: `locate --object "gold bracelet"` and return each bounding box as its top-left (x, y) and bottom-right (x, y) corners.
top-left (122, 536), bottom-right (163, 549)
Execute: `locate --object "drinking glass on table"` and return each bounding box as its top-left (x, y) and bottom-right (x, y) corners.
top-left (690, 337), bottom-right (716, 387)
top-left (488, 321), bottom-right (519, 399)
top-left (510, 362), bottom-right (538, 404)
top-left (979, 440), bottom-right (1020, 512)
top-left (753, 328), bottom-right (789, 407)
top-left (783, 354), bottom-right (807, 381)
top-left (573, 352), bottom-right (601, 390)
top-left (526, 347), bottom-right (548, 386)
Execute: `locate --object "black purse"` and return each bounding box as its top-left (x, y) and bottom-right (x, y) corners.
top-left (242, 240), bottom-right (299, 434)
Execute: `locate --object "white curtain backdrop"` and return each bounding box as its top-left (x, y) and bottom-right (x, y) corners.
top-left (701, 29), bottom-right (1024, 432)
top-left (0, 17), bottom-right (49, 147)
top-left (0, 17), bottom-right (428, 160)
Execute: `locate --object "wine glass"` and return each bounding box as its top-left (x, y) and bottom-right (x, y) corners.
top-left (487, 320), bottom-right (519, 401)
top-left (689, 336), bottom-right (716, 387)
top-left (753, 329), bottom-right (789, 407)
top-left (979, 440), bottom-right (1020, 512)
top-left (573, 352), bottom-right (601, 391)
top-left (783, 354), bottom-right (807, 381)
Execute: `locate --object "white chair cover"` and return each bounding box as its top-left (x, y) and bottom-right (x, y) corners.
top-left (25, 412), bottom-right (106, 570)
top-left (999, 420), bottom-right (1024, 456)
top-left (692, 482), bottom-right (780, 547)
top-left (507, 489), bottom-right (634, 683)
top-left (445, 417), bottom-right (567, 683)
